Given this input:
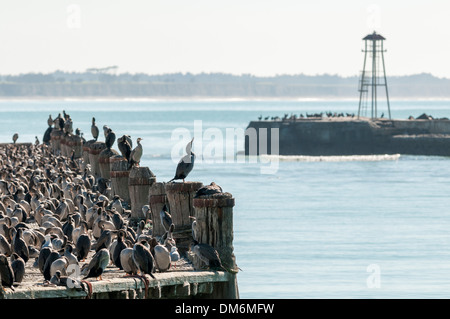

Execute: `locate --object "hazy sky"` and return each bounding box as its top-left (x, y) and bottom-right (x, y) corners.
top-left (1, 0), bottom-right (449, 77)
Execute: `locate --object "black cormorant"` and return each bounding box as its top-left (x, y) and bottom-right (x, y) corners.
top-left (168, 138), bottom-right (195, 183)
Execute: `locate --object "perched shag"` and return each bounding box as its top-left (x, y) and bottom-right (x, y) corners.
top-left (168, 138), bottom-right (195, 183)
top-left (81, 248), bottom-right (110, 281)
top-left (12, 228), bottom-right (29, 263)
top-left (0, 254), bottom-right (15, 290)
top-left (151, 238), bottom-right (171, 272)
top-left (120, 248), bottom-right (138, 276)
top-left (191, 240), bottom-right (227, 272)
top-left (12, 133), bottom-right (19, 144)
top-left (117, 135), bottom-right (133, 162)
top-left (91, 117), bottom-right (99, 141)
top-left (132, 241), bottom-right (155, 278)
top-left (105, 128), bottom-right (116, 150)
top-left (10, 253), bottom-right (25, 284)
top-left (128, 137), bottom-right (143, 169)
top-left (194, 182), bottom-right (223, 198)
top-left (159, 204), bottom-right (172, 232)
top-left (112, 230), bottom-right (128, 269)
top-left (75, 233), bottom-right (91, 262)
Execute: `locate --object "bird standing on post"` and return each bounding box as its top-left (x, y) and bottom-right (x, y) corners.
top-left (128, 137), bottom-right (143, 169)
top-left (105, 128), bottom-right (116, 150)
top-left (118, 135), bottom-right (132, 162)
top-left (168, 138), bottom-right (195, 183)
top-left (191, 240), bottom-right (227, 272)
top-left (91, 117), bottom-right (99, 141)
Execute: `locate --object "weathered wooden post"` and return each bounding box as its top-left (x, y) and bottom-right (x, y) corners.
top-left (192, 191), bottom-right (239, 299)
top-left (82, 140), bottom-right (93, 165)
top-left (50, 129), bottom-right (64, 155)
top-left (110, 155), bottom-right (131, 205)
top-left (60, 134), bottom-right (68, 157)
top-left (98, 148), bottom-right (118, 179)
top-left (88, 142), bottom-right (106, 178)
top-left (71, 135), bottom-right (83, 159)
top-left (164, 182), bottom-right (203, 255)
top-left (128, 167), bottom-right (156, 224)
top-left (148, 182), bottom-right (169, 237)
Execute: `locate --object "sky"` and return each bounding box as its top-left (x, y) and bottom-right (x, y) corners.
top-left (0, 0), bottom-right (449, 77)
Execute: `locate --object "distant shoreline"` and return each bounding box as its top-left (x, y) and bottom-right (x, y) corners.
top-left (0, 96), bottom-right (449, 102)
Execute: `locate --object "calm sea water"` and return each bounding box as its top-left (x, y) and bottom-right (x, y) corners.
top-left (1, 98), bottom-right (450, 298)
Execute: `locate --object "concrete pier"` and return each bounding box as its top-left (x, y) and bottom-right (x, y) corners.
top-left (245, 117), bottom-right (450, 156)
top-left (0, 139), bottom-right (239, 300)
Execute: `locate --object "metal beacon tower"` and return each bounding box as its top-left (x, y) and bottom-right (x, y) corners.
top-left (357, 31), bottom-right (391, 120)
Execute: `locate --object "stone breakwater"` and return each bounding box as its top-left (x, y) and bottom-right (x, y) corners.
top-left (245, 117), bottom-right (450, 156)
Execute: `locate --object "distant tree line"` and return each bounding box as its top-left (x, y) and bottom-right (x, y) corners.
top-left (0, 71), bottom-right (448, 98)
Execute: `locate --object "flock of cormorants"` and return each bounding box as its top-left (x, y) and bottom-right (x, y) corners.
top-left (0, 111), bottom-right (226, 293)
top-left (257, 111), bottom-right (357, 121)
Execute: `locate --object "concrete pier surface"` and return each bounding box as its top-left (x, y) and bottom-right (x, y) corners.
top-left (245, 116), bottom-right (450, 156)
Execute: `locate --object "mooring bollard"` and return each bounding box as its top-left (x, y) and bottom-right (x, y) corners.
top-left (192, 191), bottom-right (239, 298)
top-left (110, 155), bottom-right (131, 205)
top-left (149, 182), bottom-right (169, 237)
top-left (164, 182), bottom-right (203, 255)
top-left (50, 129), bottom-right (64, 155)
top-left (128, 166), bottom-right (156, 224)
top-left (98, 148), bottom-right (118, 179)
top-left (88, 141), bottom-right (106, 178)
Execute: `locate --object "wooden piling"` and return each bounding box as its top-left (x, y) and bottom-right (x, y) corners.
top-left (128, 166), bottom-right (156, 223)
top-left (192, 191), bottom-right (239, 299)
top-left (164, 182), bottom-right (203, 255)
top-left (110, 155), bottom-right (131, 204)
top-left (60, 133), bottom-right (68, 157)
top-left (88, 141), bottom-right (106, 178)
top-left (71, 134), bottom-right (83, 159)
top-left (82, 140), bottom-right (94, 165)
top-left (148, 182), bottom-right (169, 237)
top-left (50, 129), bottom-right (64, 155)
top-left (98, 148), bottom-right (118, 179)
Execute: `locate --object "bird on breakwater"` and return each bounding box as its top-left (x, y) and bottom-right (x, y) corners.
top-left (10, 253), bottom-right (25, 284)
top-left (75, 233), bottom-right (91, 262)
top-left (128, 137), bottom-right (143, 169)
top-left (168, 138), bottom-right (195, 183)
top-left (118, 135), bottom-right (133, 162)
top-left (132, 241), bottom-right (155, 279)
top-left (103, 125), bottom-right (110, 140)
top-left (81, 248), bottom-right (110, 281)
top-left (0, 254), bottom-right (15, 291)
top-left (159, 204), bottom-right (172, 233)
top-left (81, 248), bottom-right (110, 280)
top-left (120, 248), bottom-right (139, 276)
top-left (112, 230), bottom-right (128, 270)
top-left (189, 216), bottom-right (199, 242)
top-left (105, 128), bottom-right (116, 150)
top-left (12, 228), bottom-right (29, 263)
top-left (12, 133), bottom-right (18, 144)
top-left (151, 238), bottom-right (171, 272)
top-left (194, 182), bottom-right (223, 198)
top-left (191, 240), bottom-right (227, 272)
top-left (91, 117), bottom-right (99, 141)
